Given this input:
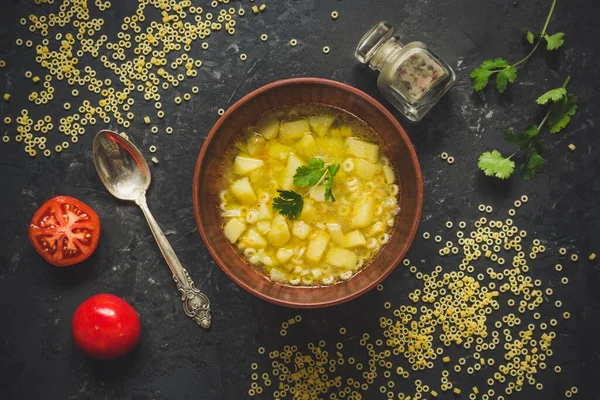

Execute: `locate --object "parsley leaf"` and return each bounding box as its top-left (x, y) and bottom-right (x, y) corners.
top-left (496, 66), bottom-right (517, 93)
top-left (543, 32), bottom-right (565, 50)
top-left (547, 94), bottom-right (577, 133)
top-left (272, 190), bottom-right (304, 220)
top-left (478, 150), bottom-right (515, 179)
top-left (521, 151), bottom-right (545, 179)
top-left (470, 58), bottom-right (509, 91)
top-left (324, 164), bottom-right (340, 202)
top-left (502, 125), bottom-right (539, 149)
top-left (293, 157), bottom-right (324, 187)
top-left (536, 87), bottom-right (566, 104)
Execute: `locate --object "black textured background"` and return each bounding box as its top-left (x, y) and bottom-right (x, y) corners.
top-left (1, 0), bottom-right (599, 399)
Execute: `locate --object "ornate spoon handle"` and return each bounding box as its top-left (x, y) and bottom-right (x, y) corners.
top-left (135, 194), bottom-right (211, 329)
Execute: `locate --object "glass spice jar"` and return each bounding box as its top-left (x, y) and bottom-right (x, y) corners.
top-left (355, 21), bottom-right (456, 121)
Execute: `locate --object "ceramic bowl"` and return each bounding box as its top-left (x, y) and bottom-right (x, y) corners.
top-left (192, 78), bottom-right (423, 308)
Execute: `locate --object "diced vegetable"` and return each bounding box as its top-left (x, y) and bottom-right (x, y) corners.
top-left (338, 125), bottom-right (353, 137)
top-left (267, 214), bottom-right (291, 246)
top-left (326, 223), bottom-right (346, 247)
top-left (345, 137), bottom-right (379, 163)
top-left (269, 268), bottom-right (288, 283)
top-left (249, 168), bottom-right (265, 184)
top-left (383, 165), bottom-right (395, 184)
top-left (223, 218), bottom-right (246, 244)
top-left (280, 119), bottom-right (310, 141)
top-left (247, 134), bottom-right (266, 156)
top-left (306, 231), bottom-right (330, 263)
top-left (296, 133), bottom-right (318, 156)
top-left (345, 230), bottom-right (366, 248)
top-left (316, 137), bottom-right (345, 154)
top-left (309, 115), bottom-right (336, 137)
top-left (230, 178), bottom-right (257, 205)
top-left (281, 153), bottom-right (306, 190)
top-left (326, 247), bottom-right (358, 270)
top-left (351, 195), bottom-right (375, 228)
top-left (234, 156), bottom-right (264, 176)
top-left (257, 202), bottom-right (273, 221)
top-left (292, 220), bottom-right (311, 240)
top-left (354, 158), bottom-right (381, 179)
top-left (256, 221), bottom-right (271, 235)
top-left (267, 142), bottom-right (292, 161)
top-left (244, 229), bottom-right (267, 248)
top-left (309, 185), bottom-right (326, 201)
top-left (258, 117), bottom-right (280, 140)
top-left (370, 221), bottom-right (386, 236)
top-left (276, 247), bottom-right (294, 263)
top-left (299, 201), bottom-right (317, 223)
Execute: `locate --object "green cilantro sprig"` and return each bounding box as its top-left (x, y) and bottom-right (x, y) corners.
top-left (272, 157), bottom-right (340, 219)
top-left (470, 0), bottom-right (564, 93)
top-left (478, 76), bottom-right (576, 180)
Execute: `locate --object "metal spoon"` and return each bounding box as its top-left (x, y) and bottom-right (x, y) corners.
top-left (93, 130), bottom-right (211, 329)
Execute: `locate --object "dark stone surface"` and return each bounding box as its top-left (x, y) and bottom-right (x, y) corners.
top-left (1, 0), bottom-right (599, 399)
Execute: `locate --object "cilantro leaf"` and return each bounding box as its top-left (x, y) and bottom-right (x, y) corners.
top-left (496, 66), bottom-right (517, 93)
top-left (272, 190), bottom-right (304, 220)
top-left (521, 151), bottom-right (545, 179)
top-left (470, 58), bottom-right (509, 91)
top-left (536, 87), bottom-right (566, 104)
top-left (502, 125), bottom-right (539, 149)
top-left (293, 157), bottom-right (324, 187)
top-left (478, 150), bottom-right (515, 179)
top-left (527, 133), bottom-right (545, 155)
top-left (524, 28), bottom-right (536, 44)
top-left (543, 32), bottom-right (565, 50)
top-left (480, 58), bottom-right (510, 70)
top-left (324, 164), bottom-right (340, 202)
top-left (547, 94), bottom-right (577, 133)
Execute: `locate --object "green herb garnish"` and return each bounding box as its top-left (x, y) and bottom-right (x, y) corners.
top-left (272, 190), bottom-right (304, 220)
top-left (272, 157), bottom-right (340, 219)
top-left (478, 150), bottom-right (516, 180)
top-left (478, 76), bottom-right (576, 180)
top-left (470, 0), bottom-right (563, 93)
top-left (324, 164), bottom-right (340, 201)
top-left (293, 158), bottom-right (326, 187)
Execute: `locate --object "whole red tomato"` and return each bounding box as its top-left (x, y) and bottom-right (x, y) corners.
top-left (72, 294), bottom-right (141, 360)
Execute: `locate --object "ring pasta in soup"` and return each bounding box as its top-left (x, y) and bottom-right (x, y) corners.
top-left (219, 105), bottom-right (400, 286)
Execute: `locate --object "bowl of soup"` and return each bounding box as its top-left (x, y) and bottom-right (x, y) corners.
top-left (193, 78), bottom-right (423, 308)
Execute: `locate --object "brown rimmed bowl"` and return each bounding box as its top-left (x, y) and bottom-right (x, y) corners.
top-left (192, 78), bottom-right (423, 308)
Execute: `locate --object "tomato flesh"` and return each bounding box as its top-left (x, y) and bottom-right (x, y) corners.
top-left (72, 294), bottom-right (141, 360)
top-left (29, 196), bottom-right (100, 266)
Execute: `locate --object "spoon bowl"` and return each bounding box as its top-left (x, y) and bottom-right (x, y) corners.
top-left (93, 130), bottom-right (150, 201)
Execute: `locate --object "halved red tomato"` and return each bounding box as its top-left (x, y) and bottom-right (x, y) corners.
top-left (29, 196), bottom-right (101, 266)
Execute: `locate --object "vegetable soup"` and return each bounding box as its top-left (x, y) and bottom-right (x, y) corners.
top-left (219, 104), bottom-right (400, 286)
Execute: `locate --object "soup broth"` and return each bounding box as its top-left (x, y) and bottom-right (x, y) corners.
top-left (219, 104), bottom-right (400, 286)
